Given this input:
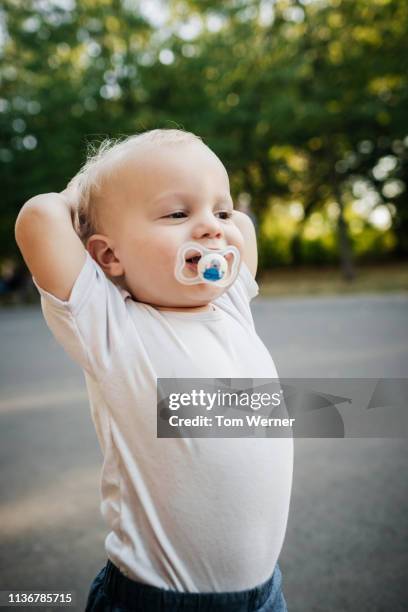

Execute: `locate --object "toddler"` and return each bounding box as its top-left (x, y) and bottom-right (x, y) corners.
top-left (15, 129), bottom-right (293, 611)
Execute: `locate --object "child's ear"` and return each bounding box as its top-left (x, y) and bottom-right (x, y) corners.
top-left (87, 234), bottom-right (125, 278)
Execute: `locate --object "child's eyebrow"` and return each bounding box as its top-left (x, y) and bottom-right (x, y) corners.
top-left (152, 191), bottom-right (233, 206)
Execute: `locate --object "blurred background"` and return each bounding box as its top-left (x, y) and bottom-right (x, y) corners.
top-left (1, 0), bottom-right (408, 300)
top-left (0, 1), bottom-right (407, 611)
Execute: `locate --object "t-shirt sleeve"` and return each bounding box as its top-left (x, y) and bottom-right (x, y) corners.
top-left (235, 261), bottom-right (260, 302)
top-left (214, 261), bottom-right (259, 328)
top-left (32, 251), bottom-right (129, 379)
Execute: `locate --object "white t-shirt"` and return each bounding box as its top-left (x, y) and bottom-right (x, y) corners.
top-left (32, 252), bottom-right (293, 593)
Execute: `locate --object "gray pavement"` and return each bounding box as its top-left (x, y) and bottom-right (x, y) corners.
top-left (0, 294), bottom-right (407, 611)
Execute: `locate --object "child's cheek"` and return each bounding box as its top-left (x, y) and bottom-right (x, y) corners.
top-left (231, 226), bottom-right (245, 253)
top-left (156, 246), bottom-right (178, 277)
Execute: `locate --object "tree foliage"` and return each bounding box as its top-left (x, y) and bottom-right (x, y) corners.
top-left (1, 0), bottom-right (407, 271)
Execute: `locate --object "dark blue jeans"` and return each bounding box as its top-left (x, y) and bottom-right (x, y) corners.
top-left (85, 560), bottom-right (288, 611)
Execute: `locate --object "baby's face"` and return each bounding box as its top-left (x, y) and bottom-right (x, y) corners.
top-left (94, 141), bottom-right (245, 310)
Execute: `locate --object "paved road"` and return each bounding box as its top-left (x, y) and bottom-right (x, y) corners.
top-left (1, 294), bottom-right (407, 611)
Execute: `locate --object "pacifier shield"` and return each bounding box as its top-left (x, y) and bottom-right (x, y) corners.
top-left (175, 241), bottom-right (240, 287)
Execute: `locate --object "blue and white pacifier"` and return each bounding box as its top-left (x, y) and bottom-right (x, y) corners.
top-left (175, 242), bottom-right (240, 287)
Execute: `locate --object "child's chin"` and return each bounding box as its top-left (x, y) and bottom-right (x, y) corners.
top-left (190, 282), bottom-right (223, 295)
top-left (187, 286), bottom-right (224, 305)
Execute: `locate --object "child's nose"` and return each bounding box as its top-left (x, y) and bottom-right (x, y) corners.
top-left (191, 212), bottom-right (223, 240)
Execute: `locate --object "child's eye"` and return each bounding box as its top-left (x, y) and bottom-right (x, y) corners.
top-left (164, 211), bottom-right (188, 219)
top-left (217, 211), bottom-right (233, 220)
top-left (163, 210), bottom-right (233, 220)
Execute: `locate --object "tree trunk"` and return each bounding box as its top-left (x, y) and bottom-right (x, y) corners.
top-left (393, 195), bottom-right (408, 259)
top-left (333, 183), bottom-right (355, 282)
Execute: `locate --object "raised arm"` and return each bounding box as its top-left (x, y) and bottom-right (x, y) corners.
top-left (14, 191), bottom-right (86, 301)
top-left (231, 210), bottom-right (258, 278)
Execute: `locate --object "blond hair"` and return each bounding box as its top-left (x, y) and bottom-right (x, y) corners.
top-left (68, 128), bottom-right (204, 244)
